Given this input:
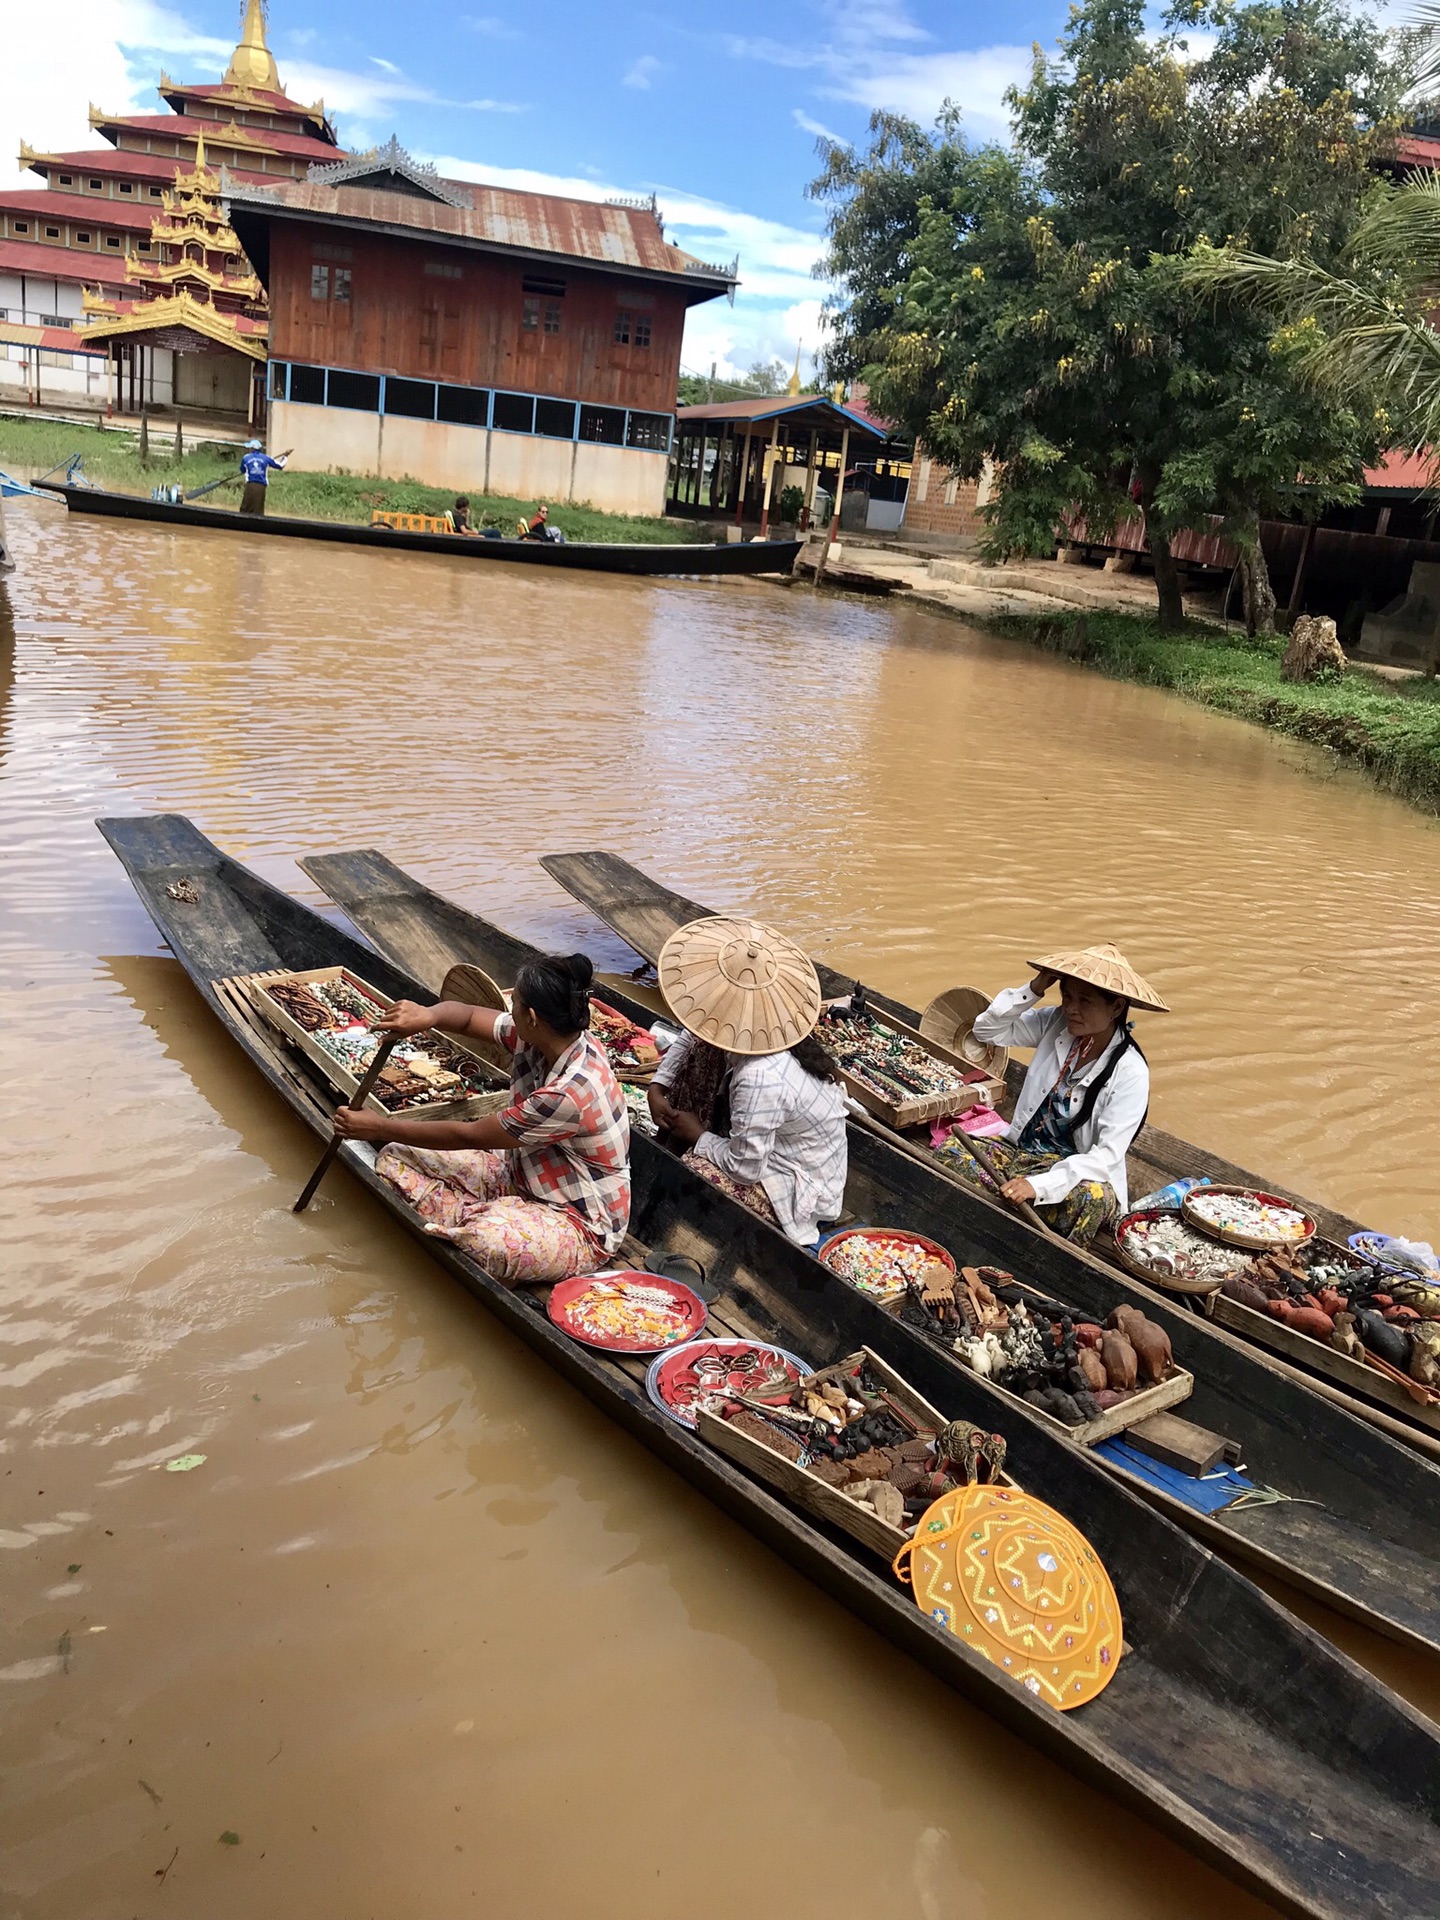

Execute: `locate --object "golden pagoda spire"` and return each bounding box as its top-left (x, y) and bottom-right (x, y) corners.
top-left (787, 343), bottom-right (802, 397)
top-left (194, 129), bottom-right (206, 174)
top-left (225, 0), bottom-right (282, 92)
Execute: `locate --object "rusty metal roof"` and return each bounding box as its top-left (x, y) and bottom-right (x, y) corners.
top-left (225, 174), bottom-right (738, 292)
top-left (676, 394), bottom-right (885, 437)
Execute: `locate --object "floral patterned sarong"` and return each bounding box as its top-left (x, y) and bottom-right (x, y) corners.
top-left (376, 1143), bottom-right (601, 1285)
top-left (682, 1151), bottom-right (781, 1228)
top-left (932, 1137), bottom-right (1116, 1246)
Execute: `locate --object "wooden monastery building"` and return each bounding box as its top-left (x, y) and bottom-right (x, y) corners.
top-left (226, 146), bottom-right (737, 515)
top-left (0, 0), bottom-right (340, 419)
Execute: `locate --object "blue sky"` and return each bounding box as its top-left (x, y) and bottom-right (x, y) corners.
top-left (4, 1), bottom-right (1088, 374)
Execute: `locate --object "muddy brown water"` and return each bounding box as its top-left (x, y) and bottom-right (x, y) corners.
top-left (2, 497), bottom-right (1437, 1919)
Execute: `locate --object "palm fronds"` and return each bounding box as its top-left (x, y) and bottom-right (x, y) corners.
top-left (1185, 174), bottom-right (1440, 446)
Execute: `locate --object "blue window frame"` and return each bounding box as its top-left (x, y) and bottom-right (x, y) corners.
top-left (266, 358), bottom-right (672, 451)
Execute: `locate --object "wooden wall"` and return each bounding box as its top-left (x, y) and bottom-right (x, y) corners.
top-left (267, 222), bottom-right (688, 411)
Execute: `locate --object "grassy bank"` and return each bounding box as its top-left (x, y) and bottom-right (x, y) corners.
top-left (990, 607), bottom-right (1440, 815)
top-left (0, 413), bottom-right (691, 544)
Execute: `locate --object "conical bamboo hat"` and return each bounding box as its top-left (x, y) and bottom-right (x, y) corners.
top-left (658, 916), bottom-right (821, 1055)
top-left (920, 985), bottom-right (1010, 1077)
top-left (1028, 943), bottom-right (1169, 1013)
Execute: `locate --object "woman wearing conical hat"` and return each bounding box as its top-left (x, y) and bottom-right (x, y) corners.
top-left (938, 944), bottom-right (1168, 1244)
top-left (649, 917), bottom-right (848, 1248)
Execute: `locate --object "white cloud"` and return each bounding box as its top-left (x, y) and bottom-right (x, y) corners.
top-left (623, 55), bottom-right (662, 91)
top-left (724, 0), bottom-right (1031, 141)
top-left (464, 13), bottom-right (522, 39)
top-left (793, 107), bottom-right (843, 143)
top-left (0, 2), bottom-right (526, 194)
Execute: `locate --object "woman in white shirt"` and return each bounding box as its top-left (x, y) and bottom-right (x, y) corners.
top-left (938, 943), bottom-right (1167, 1244)
top-left (648, 916), bottom-right (848, 1248)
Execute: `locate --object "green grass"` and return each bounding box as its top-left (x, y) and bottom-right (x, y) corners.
top-left (990, 607), bottom-right (1440, 814)
top-left (0, 412), bottom-right (691, 544)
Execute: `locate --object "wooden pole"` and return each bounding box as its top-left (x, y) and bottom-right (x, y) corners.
top-left (801, 426), bottom-right (819, 530)
top-left (1286, 521), bottom-right (1316, 616)
top-left (293, 1033), bottom-right (400, 1213)
top-left (759, 419), bottom-right (780, 538)
top-left (813, 423), bottom-right (849, 586)
top-left (734, 425), bottom-right (753, 526)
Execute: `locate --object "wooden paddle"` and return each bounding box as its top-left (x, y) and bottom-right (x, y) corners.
top-left (294, 1032), bottom-right (400, 1213)
top-left (843, 1097), bottom-right (1062, 1243)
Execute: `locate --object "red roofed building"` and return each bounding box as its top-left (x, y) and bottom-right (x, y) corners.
top-left (227, 144), bottom-right (740, 513)
top-left (0, 0), bottom-right (341, 420)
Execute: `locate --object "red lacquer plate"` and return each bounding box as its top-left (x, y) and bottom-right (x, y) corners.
top-left (645, 1337), bottom-right (812, 1429)
top-left (548, 1270), bottom-right (707, 1354)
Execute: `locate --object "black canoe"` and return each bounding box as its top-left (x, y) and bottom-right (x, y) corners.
top-left (301, 845), bottom-right (1440, 1657)
top-left (536, 850), bottom-right (1440, 1455)
top-left (40, 483), bottom-right (802, 577)
top-left (102, 813), bottom-right (1440, 1919)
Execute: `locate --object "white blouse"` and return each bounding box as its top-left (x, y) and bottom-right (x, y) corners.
top-left (654, 1033), bottom-right (848, 1245)
top-left (972, 985), bottom-right (1150, 1211)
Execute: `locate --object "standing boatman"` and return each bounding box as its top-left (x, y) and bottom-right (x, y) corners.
top-left (239, 439), bottom-right (291, 516)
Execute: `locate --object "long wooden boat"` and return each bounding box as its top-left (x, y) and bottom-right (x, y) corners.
top-left (40, 483), bottom-right (802, 577)
top-left (102, 813), bottom-right (1440, 1919)
top-left (537, 850), bottom-right (1440, 1449)
top-left (302, 845), bottom-right (1440, 1656)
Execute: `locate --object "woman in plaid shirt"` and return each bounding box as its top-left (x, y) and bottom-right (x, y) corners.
top-left (333, 953), bottom-right (630, 1284)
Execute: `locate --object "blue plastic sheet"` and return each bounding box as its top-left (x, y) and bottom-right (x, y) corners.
top-left (1093, 1436), bottom-right (1254, 1515)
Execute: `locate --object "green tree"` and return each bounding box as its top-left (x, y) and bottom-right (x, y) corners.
top-left (812, 0), bottom-right (1401, 629)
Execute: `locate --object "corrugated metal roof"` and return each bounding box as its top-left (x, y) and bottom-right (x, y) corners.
top-left (0, 190), bottom-right (156, 230)
top-left (676, 394), bottom-right (885, 436)
top-left (0, 235), bottom-right (130, 288)
top-left (0, 315), bottom-right (106, 354)
top-left (1363, 448), bottom-right (1436, 491)
top-left (26, 148), bottom-right (274, 186)
top-left (227, 176), bottom-right (737, 287)
top-left (97, 112), bottom-right (340, 162)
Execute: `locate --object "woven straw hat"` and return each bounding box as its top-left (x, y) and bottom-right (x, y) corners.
top-left (920, 986), bottom-right (1009, 1077)
top-left (658, 916), bottom-right (821, 1055)
top-left (1028, 943), bottom-right (1169, 1013)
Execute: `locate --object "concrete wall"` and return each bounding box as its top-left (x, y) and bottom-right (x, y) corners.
top-left (269, 397), bottom-right (668, 514)
top-left (0, 340), bottom-right (109, 409)
top-left (0, 272), bottom-right (87, 327)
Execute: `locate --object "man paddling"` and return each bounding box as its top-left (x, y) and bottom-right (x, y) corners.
top-left (239, 439), bottom-right (292, 516)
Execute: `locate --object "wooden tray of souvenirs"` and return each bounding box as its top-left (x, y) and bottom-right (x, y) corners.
top-left (999, 1280), bottom-right (1194, 1447)
top-left (698, 1346), bottom-right (1000, 1560)
top-left (234, 965), bottom-right (499, 1121)
top-left (818, 1003), bottom-right (1006, 1129)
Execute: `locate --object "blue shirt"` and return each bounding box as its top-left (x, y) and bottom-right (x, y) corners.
top-left (240, 449), bottom-right (284, 485)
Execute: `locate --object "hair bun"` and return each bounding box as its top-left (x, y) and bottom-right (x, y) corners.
top-left (565, 952), bottom-right (594, 989)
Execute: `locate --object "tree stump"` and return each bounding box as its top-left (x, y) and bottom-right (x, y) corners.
top-left (1281, 614), bottom-right (1346, 682)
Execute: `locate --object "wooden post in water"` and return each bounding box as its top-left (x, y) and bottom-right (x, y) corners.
top-left (813, 424), bottom-right (850, 586)
top-left (801, 427), bottom-right (819, 530)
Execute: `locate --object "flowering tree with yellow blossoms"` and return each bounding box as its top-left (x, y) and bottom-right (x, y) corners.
top-left (812, 0), bottom-right (1403, 630)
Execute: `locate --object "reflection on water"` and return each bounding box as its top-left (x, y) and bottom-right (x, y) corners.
top-left (1, 498), bottom-right (1436, 1919)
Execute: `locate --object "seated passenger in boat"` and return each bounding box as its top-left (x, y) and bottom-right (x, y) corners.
top-left (937, 944), bottom-right (1168, 1245)
top-left (648, 917), bottom-right (847, 1248)
top-left (332, 953), bottom-right (629, 1285)
top-left (451, 495), bottom-right (476, 534)
top-left (522, 503), bottom-right (556, 541)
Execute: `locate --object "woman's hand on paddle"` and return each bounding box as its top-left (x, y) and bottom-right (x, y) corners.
top-left (332, 1104), bottom-right (390, 1143)
top-left (371, 999), bottom-right (433, 1037)
top-left (1001, 1175), bottom-right (1037, 1204)
top-left (1029, 969), bottom-right (1058, 997)
top-left (667, 1110), bottom-right (706, 1148)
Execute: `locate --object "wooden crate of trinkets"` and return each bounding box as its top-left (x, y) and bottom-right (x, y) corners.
top-left (818, 1004), bottom-right (1006, 1130)
top-left (698, 1347), bottom-right (1000, 1561)
top-left (235, 966), bottom-right (502, 1121)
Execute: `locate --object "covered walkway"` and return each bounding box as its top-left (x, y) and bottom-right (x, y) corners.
top-left (668, 394), bottom-right (891, 534)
